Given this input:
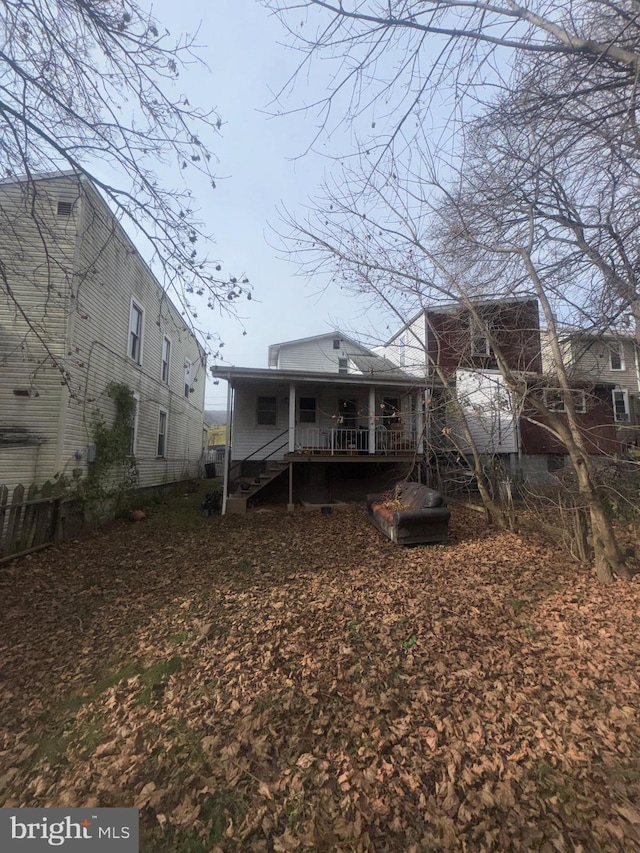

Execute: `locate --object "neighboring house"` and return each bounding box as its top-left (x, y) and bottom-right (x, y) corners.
top-left (541, 329), bottom-right (640, 451)
top-left (0, 172), bottom-right (206, 493)
top-left (382, 296), bottom-right (618, 481)
top-left (379, 295), bottom-right (542, 379)
top-left (211, 332), bottom-right (427, 512)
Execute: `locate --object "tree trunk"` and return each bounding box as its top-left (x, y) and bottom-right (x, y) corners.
top-left (573, 456), bottom-right (629, 583)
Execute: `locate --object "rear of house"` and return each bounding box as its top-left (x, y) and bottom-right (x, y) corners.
top-left (213, 333), bottom-right (427, 512)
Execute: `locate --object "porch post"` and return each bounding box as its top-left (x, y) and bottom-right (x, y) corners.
top-left (368, 386), bottom-right (376, 454)
top-left (221, 382), bottom-right (233, 515)
top-left (288, 462), bottom-right (294, 512)
top-left (417, 390), bottom-right (425, 455)
top-left (288, 381), bottom-right (296, 453)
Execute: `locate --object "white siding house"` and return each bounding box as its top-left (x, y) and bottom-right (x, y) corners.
top-left (212, 333), bottom-right (425, 512)
top-left (450, 369), bottom-right (518, 455)
top-left (0, 173), bottom-right (206, 493)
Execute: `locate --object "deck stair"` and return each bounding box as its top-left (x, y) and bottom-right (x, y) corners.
top-left (226, 461), bottom-right (288, 514)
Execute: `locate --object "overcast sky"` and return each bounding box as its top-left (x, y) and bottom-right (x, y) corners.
top-left (153, 0), bottom-right (391, 408)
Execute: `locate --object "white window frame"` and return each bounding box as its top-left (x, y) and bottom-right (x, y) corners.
top-left (543, 388), bottom-right (586, 414)
top-left (161, 336), bottom-right (172, 384)
top-left (184, 359), bottom-right (191, 398)
top-left (338, 357), bottom-right (348, 375)
top-left (609, 342), bottom-right (625, 371)
top-left (128, 299), bottom-right (144, 364)
top-left (612, 389), bottom-right (630, 422)
top-left (129, 392), bottom-right (140, 455)
top-left (157, 408), bottom-right (168, 458)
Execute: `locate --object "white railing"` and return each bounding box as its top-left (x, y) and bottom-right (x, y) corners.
top-left (294, 427), bottom-right (416, 455)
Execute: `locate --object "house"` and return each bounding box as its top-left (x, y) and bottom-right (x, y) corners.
top-left (381, 297), bottom-right (618, 482)
top-left (541, 329), bottom-right (640, 451)
top-left (211, 332), bottom-right (427, 513)
top-left (379, 295), bottom-right (542, 378)
top-left (0, 172), bottom-right (206, 494)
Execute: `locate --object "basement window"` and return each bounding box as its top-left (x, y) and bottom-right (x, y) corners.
top-left (57, 201), bottom-right (73, 217)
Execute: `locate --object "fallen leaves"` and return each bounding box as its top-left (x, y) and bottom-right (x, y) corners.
top-left (0, 499), bottom-right (640, 851)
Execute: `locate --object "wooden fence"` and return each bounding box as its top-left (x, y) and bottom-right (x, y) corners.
top-left (0, 481), bottom-right (64, 564)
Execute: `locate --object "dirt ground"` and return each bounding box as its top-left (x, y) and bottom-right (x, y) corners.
top-left (1, 483), bottom-right (640, 852)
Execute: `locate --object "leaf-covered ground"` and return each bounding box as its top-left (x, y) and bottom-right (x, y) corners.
top-left (1, 485), bottom-right (640, 852)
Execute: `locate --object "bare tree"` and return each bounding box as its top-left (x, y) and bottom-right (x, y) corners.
top-left (264, 0), bottom-right (640, 175)
top-left (0, 0), bottom-right (248, 356)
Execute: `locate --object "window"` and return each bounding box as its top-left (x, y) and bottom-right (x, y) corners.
top-left (382, 397), bottom-right (401, 425)
top-left (609, 343), bottom-right (625, 371)
top-left (547, 454), bottom-right (565, 472)
top-left (157, 409), bottom-right (167, 457)
top-left (333, 338), bottom-right (341, 350)
top-left (338, 358), bottom-right (348, 375)
top-left (184, 359), bottom-right (191, 398)
top-left (128, 300), bottom-right (144, 363)
top-left (299, 397), bottom-right (317, 424)
top-left (469, 317), bottom-right (490, 357)
top-left (161, 337), bottom-right (171, 384)
top-left (129, 393), bottom-right (140, 455)
top-left (612, 389), bottom-right (630, 422)
top-left (57, 201), bottom-right (73, 217)
top-left (257, 396), bottom-right (277, 426)
top-left (543, 389), bottom-right (586, 414)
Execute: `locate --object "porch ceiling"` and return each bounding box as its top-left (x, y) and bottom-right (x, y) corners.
top-left (210, 365), bottom-right (428, 390)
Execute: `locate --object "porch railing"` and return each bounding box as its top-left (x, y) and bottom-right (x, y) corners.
top-left (294, 427), bottom-right (417, 455)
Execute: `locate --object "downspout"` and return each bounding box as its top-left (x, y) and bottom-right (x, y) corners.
top-left (221, 381), bottom-right (233, 515)
top-left (288, 382), bottom-right (296, 452)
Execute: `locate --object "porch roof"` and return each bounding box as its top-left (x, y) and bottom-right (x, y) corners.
top-left (210, 365), bottom-right (427, 389)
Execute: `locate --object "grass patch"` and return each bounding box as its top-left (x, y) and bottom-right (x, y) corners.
top-left (140, 790), bottom-right (249, 853)
top-left (137, 656), bottom-right (183, 706)
top-left (527, 757), bottom-right (580, 803)
top-left (135, 479), bottom-right (221, 538)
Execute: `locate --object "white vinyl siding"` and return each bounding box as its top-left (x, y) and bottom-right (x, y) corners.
top-left (451, 370), bottom-right (517, 454)
top-left (0, 175), bottom-right (207, 491)
top-left (273, 336), bottom-right (373, 373)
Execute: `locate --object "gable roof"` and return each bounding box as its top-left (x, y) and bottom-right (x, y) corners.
top-left (268, 331), bottom-right (369, 367)
top-left (267, 330), bottom-right (410, 377)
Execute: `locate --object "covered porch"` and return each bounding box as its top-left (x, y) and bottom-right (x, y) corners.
top-left (211, 366), bottom-right (428, 512)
